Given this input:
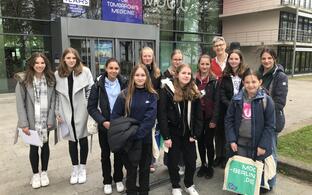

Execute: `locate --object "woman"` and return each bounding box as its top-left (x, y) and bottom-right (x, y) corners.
top-left (258, 47), bottom-right (288, 190)
top-left (159, 64), bottom-right (203, 195)
top-left (211, 36), bottom-right (228, 80)
top-left (55, 47), bottom-right (94, 185)
top-left (111, 64), bottom-right (157, 195)
top-left (195, 54), bottom-right (219, 179)
top-left (87, 58), bottom-right (127, 194)
top-left (139, 46), bottom-right (161, 173)
top-left (15, 52), bottom-right (56, 189)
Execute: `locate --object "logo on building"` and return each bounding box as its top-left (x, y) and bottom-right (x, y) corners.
top-left (63, 0), bottom-right (90, 7)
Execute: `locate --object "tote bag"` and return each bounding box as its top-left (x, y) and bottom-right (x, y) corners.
top-left (223, 155), bottom-right (264, 195)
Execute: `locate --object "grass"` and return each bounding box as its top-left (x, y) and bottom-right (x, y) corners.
top-left (278, 125), bottom-right (312, 164)
top-left (290, 75), bottom-right (312, 81)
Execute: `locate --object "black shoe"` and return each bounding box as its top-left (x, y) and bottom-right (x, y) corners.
top-left (205, 166), bottom-right (214, 179)
top-left (197, 166), bottom-right (207, 177)
top-left (213, 158), bottom-right (221, 167)
top-left (260, 187), bottom-right (272, 194)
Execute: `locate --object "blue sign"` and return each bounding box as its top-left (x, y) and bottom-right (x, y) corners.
top-left (102, 0), bottom-right (143, 24)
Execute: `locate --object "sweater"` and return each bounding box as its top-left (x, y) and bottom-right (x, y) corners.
top-left (111, 88), bottom-right (157, 143)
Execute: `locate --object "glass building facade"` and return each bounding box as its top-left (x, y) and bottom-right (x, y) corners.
top-left (0, 0), bottom-right (221, 93)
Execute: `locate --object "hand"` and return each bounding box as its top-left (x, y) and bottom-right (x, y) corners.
top-left (189, 137), bottom-right (196, 142)
top-left (22, 127), bottom-right (30, 136)
top-left (209, 122), bottom-right (216, 128)
top-left (56, 115), bottom-right (63, 123)
top-left (47, 124), bottom-right (52, 129)
top-left (257, 147), bottom-right (266, 156)
top-left (230, 143), bottom-right (238, 152)
top-left (103, 121), bottom-right (110, 129)
top-left (164, 139), bottom-right (172, 148)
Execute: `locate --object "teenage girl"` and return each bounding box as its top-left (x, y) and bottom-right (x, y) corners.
top-left (195, 54), bottom-right (219, 179)
top-left (111, 64), bottom-right (157, 195)
top-left (225, 68), bottom-right (275, 162)
top-left (15, 52), bottom-right (56, 189)
top-left (55, 48), bottom-right (94, 185)
top-left (159, 64), bottom-right (203, 195)
top-left (87, 58), bottom-right (127, 194)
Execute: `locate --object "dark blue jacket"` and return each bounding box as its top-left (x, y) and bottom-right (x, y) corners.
top-left (225, 88), bottom-right (275, 160)
top-left (111, 88), bottom-right (157, 143)
top-left (87, 73), bottom-right (127, 132)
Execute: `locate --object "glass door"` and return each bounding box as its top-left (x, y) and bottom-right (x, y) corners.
top-left (119, 40), bottom-right (134, 77)
top-left (94, 39), bottom-right (113, 76)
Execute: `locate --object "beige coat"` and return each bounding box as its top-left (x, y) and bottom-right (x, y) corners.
top-left (55, 67), bottom-right (94, 141)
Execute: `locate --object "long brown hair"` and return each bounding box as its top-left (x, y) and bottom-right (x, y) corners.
top-left (139, 47), bottom-right (161, 79)
top-left (23, 52), bottom-right (55, 87)
top-left (223, 49), bottom-right (247, 77)
top-left (58, 47), bottom-right (83, 77)
top-left (173, 64), bottom-right (200, 102)
top-left (124, 64), bottom-right (157, 116)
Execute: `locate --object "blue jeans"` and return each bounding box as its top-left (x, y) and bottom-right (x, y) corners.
top-left (269, 132), bottom-right (278, 188)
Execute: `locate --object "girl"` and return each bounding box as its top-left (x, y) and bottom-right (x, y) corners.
top-left (111, 64), bottom-right (157, 195)
top-left (217, 49), bottom-right (247, 168)
top-left (225, 68), bottom-right (275, 162)
top-left (87, 58), bottom-right (127, 194)
top-left (139, 46), bottom-right (161, 173)
top-left (195, 54), bottom-right (219, 179)
top-left (258, 47), bottom-right (288, 190)
top-left (55, 48), bottom-right (94, 185)
top-left (163, 49), bottom-right (183, 79)
top-left (159, 64), bottom-right (202, 195)
top-left (15, 52), bottom-right (56, 189)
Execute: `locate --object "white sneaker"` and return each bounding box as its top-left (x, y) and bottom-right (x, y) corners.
top-left (116, 181), bottom-right (125, 192)
top-left (172, 188), bottom-right (183, 195)
top-left (70, 165), bottom-right (79, 184)
top-left (178, 166), bottom-right (185, 176)
top-left (185, 185), bottom-right (199, 195)
top-left (78, 164), bottom-right (87, 184)
top-left (30, 173), bottom-right (41, 189)
top-left (104, 184), bottom-right (113, 194)
top-left (40, 171), bottom-right (49, 187)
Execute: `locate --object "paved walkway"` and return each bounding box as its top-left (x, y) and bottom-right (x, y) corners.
top-left (0, 78), bottom-right (311, 194)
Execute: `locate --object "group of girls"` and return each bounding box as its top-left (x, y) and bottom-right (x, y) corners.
top-left (15, 41), bottom-right (287, 195)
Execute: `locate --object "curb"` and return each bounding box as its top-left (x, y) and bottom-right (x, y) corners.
top-left (277, 155), bottom-right (312, 183)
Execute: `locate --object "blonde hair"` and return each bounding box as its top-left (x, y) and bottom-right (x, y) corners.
top-left (139, 47), bottom-right (161, 79)
top-left (173, 64), bottom-right (200, 102)
top-left (124, 64), bottom-right (157, 116)
top-left (58, 47), bottom-right (83, 77)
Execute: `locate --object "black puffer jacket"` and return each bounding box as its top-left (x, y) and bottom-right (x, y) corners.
top-left (87, 73), bottom-right (127, 132)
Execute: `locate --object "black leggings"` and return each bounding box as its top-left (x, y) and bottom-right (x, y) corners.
top-left (197, 120), bottom-right (215, 167)
top-left (69, 119), bottom-right (88, 165)
top-left (30, 142), bottom-right (50, 174)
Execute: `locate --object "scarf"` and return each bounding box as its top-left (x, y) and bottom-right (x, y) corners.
top-left (33, 75), bottom-right (48, 143)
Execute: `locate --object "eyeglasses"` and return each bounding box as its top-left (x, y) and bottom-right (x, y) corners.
top-left (173, 59), bottom-right (182, 61)
top-left (214, 43), bottom-right (224, 48)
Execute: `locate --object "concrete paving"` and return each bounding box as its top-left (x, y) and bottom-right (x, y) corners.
top-left (0, 78), bottom-right (311, 195)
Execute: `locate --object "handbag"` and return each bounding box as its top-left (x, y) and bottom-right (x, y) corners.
top-left (87, 116), bottom-right (98, 135)
top-left (223, 155), bottom-right (264, 195)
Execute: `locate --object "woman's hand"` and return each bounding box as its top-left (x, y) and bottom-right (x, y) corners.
top-left (103, 121), bottom-right (110, 129)
top-left (56, 115), bottom-right (63, 123)
top-left (22, 127), bottom-right (30, 136)
top-left (164, 139), bottom-right (172, 148)
top-left (209, 122), bottom-right (216, 128)
top-left (189, 137), bottom-right (196, 142)
top-left (257, 147), bottom-right (266, 156)
top-left (47, 124), bottom-right (52, 129)
top-left (230, 142), bottom-right (238, 152)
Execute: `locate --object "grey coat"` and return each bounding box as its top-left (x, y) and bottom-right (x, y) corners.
top-left (14, 73), bottom-right (56, 143)
top-left (55, 67), bottom-right (94, 141)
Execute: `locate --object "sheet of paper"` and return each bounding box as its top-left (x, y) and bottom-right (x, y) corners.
top-left (59, 122), bottom-right (70, 138)
top-left (18, 128), bottom-right (43, 147)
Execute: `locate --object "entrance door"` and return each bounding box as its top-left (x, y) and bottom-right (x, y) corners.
top-left (117, 39), bottom-right (155, 77)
